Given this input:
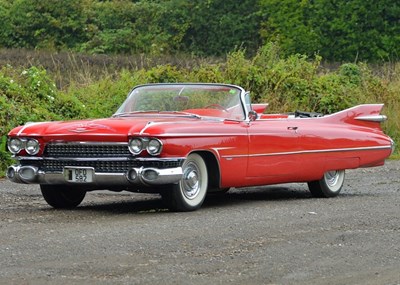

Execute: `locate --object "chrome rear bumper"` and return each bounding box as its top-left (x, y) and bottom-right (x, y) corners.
top-left (6, 164), bottom-right (183, 187)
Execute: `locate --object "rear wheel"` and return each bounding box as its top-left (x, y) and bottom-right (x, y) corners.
top-left (162, 153), bottom-right (208, 211)
top-left (40, 185), bottom-right (86, 209)
top-left (308, 170), bottom-right (345, 198)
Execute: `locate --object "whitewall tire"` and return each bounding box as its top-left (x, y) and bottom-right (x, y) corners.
top-left (308, 170), bottom-right (345, 198)
top-left (162, 153), bottom-right (208, 211)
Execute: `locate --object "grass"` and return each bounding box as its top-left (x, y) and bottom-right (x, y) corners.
top-left (0, 48), bottom-right (221, 90)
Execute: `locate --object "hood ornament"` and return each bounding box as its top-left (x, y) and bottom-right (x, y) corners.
top-left (69, 122), bottom-right (116, 133)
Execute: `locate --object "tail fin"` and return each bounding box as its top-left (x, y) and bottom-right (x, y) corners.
top-left (323, 104), bottom-right (386, 130)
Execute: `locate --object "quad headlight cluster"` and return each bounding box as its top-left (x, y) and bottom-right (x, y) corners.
top-left (7, 138), bottom-right (40, 155)
top-left (128, 138), bottom-right (163, 156)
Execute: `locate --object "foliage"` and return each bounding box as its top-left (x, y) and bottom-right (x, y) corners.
top-left (259, 0), bottom-right (400, 61)
top-left (0, 0), bottom-right (89, 50)
top-left (259, 0), bottom-right (320, 57)
top-left (0, 65), bottom-right (89, 171)
top-left (64, 70), bottom-right (140, 118)
top-left (0, 134), bottom-right (10, 172)
top-left (0, 0), bottom-right (398, 61)
top-left (0, 64), bottom-right (87, 138)
top-left (80, 1), bottom-right (185, 54)
top-left (180, 0), bottom-right (261, 56)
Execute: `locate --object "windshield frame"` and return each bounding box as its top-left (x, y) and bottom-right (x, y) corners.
top-left (113, 83), bottom-right (250, 121)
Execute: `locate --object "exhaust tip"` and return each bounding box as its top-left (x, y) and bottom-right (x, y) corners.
top-left (142, 169), bottom-right (159, 181)
top-left (126, 168), bottom-right (138, 182)
top-left (18, 166), bottom-right (38, 182)
top-left (6, 166), bottom-right (16, 180)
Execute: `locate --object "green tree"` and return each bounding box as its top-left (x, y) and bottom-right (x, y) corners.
top-left (259, 0), bottom-right (320, 57)
top-left (260, 0), bottom-right (400, 61)
top-left (81, 0), bottom-right (190, 54)
top-left (0, 0), bottom-right (399, 61)
top-left (313, 0), bottom-right (400, 61)
top-left (181, 0), bottom-right (261, 56)
top-left (0, 0), bottom-right (90, 50)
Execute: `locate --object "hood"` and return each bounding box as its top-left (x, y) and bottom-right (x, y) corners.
top-left (8, 116), bottom-right (213, 142)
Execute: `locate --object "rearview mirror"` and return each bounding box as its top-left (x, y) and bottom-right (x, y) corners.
top-left (248, 110), bottom-right (258, 121)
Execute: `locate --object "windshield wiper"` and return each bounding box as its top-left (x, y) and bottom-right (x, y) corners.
top-left (112, 110), bottom-right (201, 119)
top-left (112, 110), bottom-right (159, 117)
top-left (158, 111), bottom-right (201, 119)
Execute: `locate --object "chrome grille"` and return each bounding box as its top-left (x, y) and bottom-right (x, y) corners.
top-left (42, 142), bottom-right (183, 173)
top-left (42, 160), bottom-right (183, 173)
top-left (45, 143), bottom-right (131, 158)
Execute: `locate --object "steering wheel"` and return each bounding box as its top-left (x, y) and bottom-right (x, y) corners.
top-left (204, 104), bottom-right (228, 112)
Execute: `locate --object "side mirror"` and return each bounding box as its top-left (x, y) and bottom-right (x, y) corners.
top-left (248, 110), bottom-right (258, 121)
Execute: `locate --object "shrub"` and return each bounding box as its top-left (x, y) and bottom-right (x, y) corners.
top-left (0, 65), bottom-right (88, 170)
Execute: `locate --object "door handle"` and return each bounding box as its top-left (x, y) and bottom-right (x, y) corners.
top-left (287, 127), bottom-right (298, 130)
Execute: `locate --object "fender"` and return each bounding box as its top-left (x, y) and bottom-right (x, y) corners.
top-left (322, 104), bottom-right (386, 131)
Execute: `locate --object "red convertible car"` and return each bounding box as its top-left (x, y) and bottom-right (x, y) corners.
top-left (6, 83), bottom-right (394, 211)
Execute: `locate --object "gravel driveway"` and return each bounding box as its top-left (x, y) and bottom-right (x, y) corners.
top-left (0, 160), bottom-right (399, 285)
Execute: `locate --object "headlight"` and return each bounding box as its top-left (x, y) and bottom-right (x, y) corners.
top-left (129, 138), bottom-right (143, 155)
top-left (7, 137), bottom-right (41, 155)
top-left (25, 139), bottom-right (40, 155)
top-left (8, 138), bottom-right (23, 154)
top-left (147, 139), bottom-right (162, 156)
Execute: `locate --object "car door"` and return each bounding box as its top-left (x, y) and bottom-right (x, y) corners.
top-left (247, 118), bottom-right (301, 180)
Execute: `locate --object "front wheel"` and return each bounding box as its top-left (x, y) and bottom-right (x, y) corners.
top-left (308, 170), bottom-right (345, 198)
top-left (40, 185), bottom-right (86, 209)
top-left (162, 153), bottom-right (208, 211)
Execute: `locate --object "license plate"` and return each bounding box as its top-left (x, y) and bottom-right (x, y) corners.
top-left (64, 167), bottom-right (94, 183)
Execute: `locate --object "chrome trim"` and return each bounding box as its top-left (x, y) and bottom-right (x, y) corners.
top-left (136, 167), bottom-right (182, 185)
top-left (140, 121), bottom-right (157, 135)
top-left (390, 139), bottom-right (395, 155)
top-left (7, 164), bottom-right (183, 186)
top-left (48, 157), bottom-right (132, 162)
top-left (355, 115), bottom-right (387, 122)
top-left (45, 141), bottom-right (132, 158)
top-left (153, 133), bottom-right (248, 138)
top-left (222, 145), bottom-right (393, 159)
top-left (18, 165), bottom-right (39, 183)
top-left (13, 156), bottom-right (43, 161)
top-left (14, 156), bottom-right (185, 162)
top-left (47, 141), bottom-right (128, 146)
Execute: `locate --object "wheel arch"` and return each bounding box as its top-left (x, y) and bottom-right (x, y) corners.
top-left (189, 150), bottom-right (221, 191)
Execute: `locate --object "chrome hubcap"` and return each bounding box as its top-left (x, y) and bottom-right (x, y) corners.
top-left (182, 162), bottom-right (200, 200)
top-left (325, 171), bottom-right (339, 187)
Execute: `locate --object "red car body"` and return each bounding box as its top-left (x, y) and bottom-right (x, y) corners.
top-left (6, 83), bottom-right (394, 211)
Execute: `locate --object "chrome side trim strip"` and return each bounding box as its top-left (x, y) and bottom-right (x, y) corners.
top-left (154, 133), bottom-right (248, 138)
top-left (222, 145), bottom-right (392, 159)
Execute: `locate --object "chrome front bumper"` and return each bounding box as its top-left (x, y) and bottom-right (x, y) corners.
top-left (6, 164), bottom-right (183, 187)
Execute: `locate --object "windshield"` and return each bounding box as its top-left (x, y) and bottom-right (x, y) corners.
top-left (114, 84), bottom-right (245, 120)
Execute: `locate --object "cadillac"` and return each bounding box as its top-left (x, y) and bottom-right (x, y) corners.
top-left (6, 83), bottom-right (394, 211)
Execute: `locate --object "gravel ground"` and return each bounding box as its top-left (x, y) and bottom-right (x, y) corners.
top-left (0, 160), bottom-right (399, 285)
